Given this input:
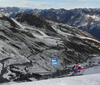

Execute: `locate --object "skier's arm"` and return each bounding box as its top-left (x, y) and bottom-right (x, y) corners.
top-left (73, 65), bottom-right (78, 68)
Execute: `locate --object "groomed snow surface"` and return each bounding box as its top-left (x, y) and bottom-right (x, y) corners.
top-left (2, 73), bottom-right (100, 85)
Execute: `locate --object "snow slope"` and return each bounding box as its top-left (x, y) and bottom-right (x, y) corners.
top-left (1, 64), bottom-right (100, 85)
top-left (2, 73), bottom-right (100, 85)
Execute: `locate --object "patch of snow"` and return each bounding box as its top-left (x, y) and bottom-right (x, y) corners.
top-left (76, 34), bottom-right (100, 43)
top-left (0, 9), bottom-right (4, 11)
top-left (11, 18), bottom-right (25, 29)
top-left (87, 14), bottom-right (100, 21)
top-left (32, 29), bottom-right (48, 39)
top-left (81, 22), bottom-right (88, 27)
top-left (29, 78), bottom-right (38, 81)
top-left (4, 13), bottom-right (10, 17)
top-left (3, 67), bottom-right (12, 80)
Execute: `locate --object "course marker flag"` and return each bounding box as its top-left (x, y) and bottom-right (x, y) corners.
top-left (51, 56), bottom-right (61, 78)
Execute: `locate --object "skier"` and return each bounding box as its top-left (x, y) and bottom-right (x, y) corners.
top-left (72, 63), bottom-right (84, 75)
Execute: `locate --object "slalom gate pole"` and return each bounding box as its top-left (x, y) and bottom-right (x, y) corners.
top-left (51, 56), bottom-right (53, 78)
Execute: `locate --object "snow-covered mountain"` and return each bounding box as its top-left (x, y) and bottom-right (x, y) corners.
top-left (1, 7), bottom-right (100, 40)
top-left (0, 7), bottom-right (41, 18)
top-left (0, 7), bottom-right (22, 17)
top-left (0, 12), bottom-right (100, 83)
top-left (39, 8), bottom-right (100, 40)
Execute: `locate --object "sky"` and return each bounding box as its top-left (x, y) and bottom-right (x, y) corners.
top-left (0, 0), bottom-right (100, 9)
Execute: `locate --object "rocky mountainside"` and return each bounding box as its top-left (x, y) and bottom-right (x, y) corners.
top-left (1, 7), bottom-right (100, 40)
top-left (0, 13), bottom-right (100, 82)
top-left (39, 8), bottom-right (100, 40)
